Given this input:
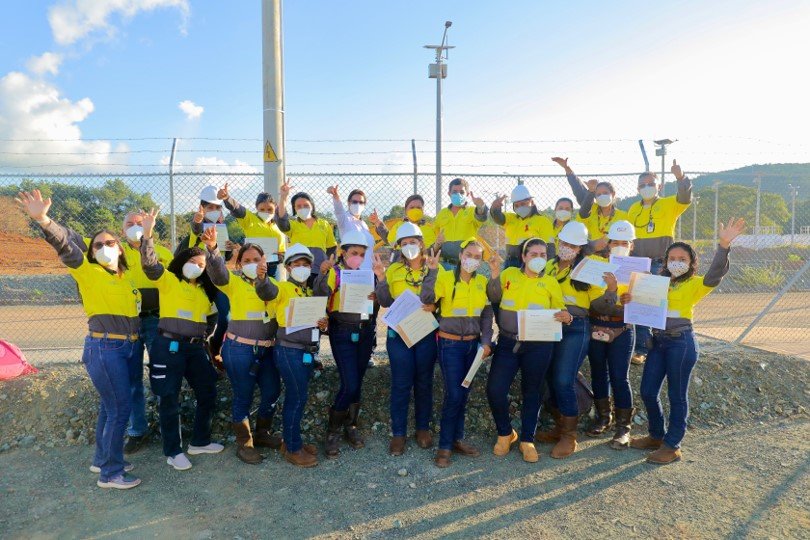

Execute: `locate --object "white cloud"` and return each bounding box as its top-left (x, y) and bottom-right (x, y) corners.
top-left (178, 99), bottom-right (203, 120)
top-left (26, 52), bottom-right (64, 76)
top-left (48, 0), bottom-right (190, 46)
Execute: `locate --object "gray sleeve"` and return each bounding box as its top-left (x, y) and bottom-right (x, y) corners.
top-left (566, 172), bottom-right (589, 206)
top-left (486, 277), bottom-right (502, 303)
top-left (374, 277), bottom-right (394, 307)
top-left (420, 269), bottom-right (440, 304)
top-left (191, 220), bottom-right (204, 236)
top-left (40, 220), bottom-right (85, 269)
top-left (579, 190), bottom-right (595, 219)
top-left (223, 198), bottom-right (247, 219)
top-left (313, 271), bottom-right (333, 296)
top-left (277, 213), bottom-right (291, 232)
top-left (254, 277), bottom-right (280, 301)
top-left (375, 222), bottom-right (390, 243)
top-left (676, 176), bottom-right (693, 205)
top-left (703, 246), bottom-right (730, 287)
top-left (479, 305), bottom-right (494, 346)
top-left (140, 238), bottom-right (165, 281)
top-left (474, 205), bottom-right (489, 222)
top-left (590, 290), bottom-right (623, 317)
top-left (490, 206), bottom-right (506, 225)
top-left (205, 247), bottom-right (230, 286)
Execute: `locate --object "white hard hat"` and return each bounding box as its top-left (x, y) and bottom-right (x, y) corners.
top-left (199, 185), bottom-right (222, 205)
top-left (511, 184), bottom-right (532, 203)
top-left (340, 231), bottom-right (368, 248)
top-left (395, 222), bottom-right (423, 243)
top-left (284, 243), bottom-right (314, 264)
top-left (558, 221), bottom-right (589, 246)
top-left (607, 220), bottom-right (635, 241)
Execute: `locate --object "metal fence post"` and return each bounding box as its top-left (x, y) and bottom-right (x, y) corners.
top-left (411, 138), bottom-right (417, 195)
top-left (168, 138), bottom-right (178, 252)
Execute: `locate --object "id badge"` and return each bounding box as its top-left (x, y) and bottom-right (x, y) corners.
top-left (311, 329), bottom-right (320, 342)
top-left (647, 221), bottom-right (655, 233)
top-left (169, 340), bottom-right (179, 353)
top-left (387, 329), bottom-right (397, 339)
top-left (302, 352), bottom-right (313, 364)
top-left (351, 332), bottom-right (360, 343)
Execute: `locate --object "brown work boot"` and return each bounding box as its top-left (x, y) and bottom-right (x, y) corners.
top-left (415, 430), bottom-right (434, 449)
top-left (630, 435), bottom-right (663, 450)
top-left (254, 416), bottom-right (282, 450)
top-left (519, 442), bottom-right (539, 463)
top-left (280, 442), bottom-right (318, 456)
top-left (646, 444), bottom-right (682, 464)
top-left (535, 407), bottom-right (562, 443)
top-left (344, 403), bottom-right (365, 449)
top-left (493, 429), bottom-right (518, 456)
top-left (610, 408), bottom-right (634, 450)
top-left (434, 449), bottom-right (452, 468)
top-left (389, 436), bottom-right (406, 456)
top-left (550, 416), bottom-right (579, 459)
top-left (233, 420), bottom-right (263, 464)
top-left (324, 408), bottom-right (348, 458)
top-left (586, 398), bottom-right (613, 437)
top-left (452, 440), bottom-right (480, 457)
top-left (284, 448), bottom-right (318, 468)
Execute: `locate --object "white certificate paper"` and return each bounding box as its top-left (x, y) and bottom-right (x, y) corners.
top-left (609, 255), bottom-right (652, 285)
top-left (517, 309), bottom-right (563, 342)
top-left (395, 309), bottom-right (439, 348)
top-left (570, 258), bottom-right (619, 288)
top-left (245, 237), bottom-right (279, 262)
top-left (623, 272), bottom-right (670, 330)
top-left (339, 271), bottom-right (375, 315)
top-left (285, 296), bottom-right (327, 333)
top-left (381, 289), bottom-right (423, 328)
top-left (461, 347), bottom-right (486, 388)
top-left (203, 223), bottom-right (231, 251)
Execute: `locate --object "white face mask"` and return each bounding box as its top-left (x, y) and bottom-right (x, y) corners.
top-left (241, 263), bottom-right (259, 279)
top-left (515, 206), bottom-right (532, 218)
top-left (461, 257), bottom-right (481, 273)
top-left (557, 245), bottom-right (578, 261)
top-left (595, 194), bottom-right (613, 208)
top-left (667, 260), bottom-right (690, 278)
top-left (95, 245), bottom-right (119, 267)
top-left (182, 262), bottom-right (204, 280)
top-left (610, 245), bottom-right (631, 257)
top-left (256, 211), bottom-right (273, 223)
top-left (205, 210), bottom-right (222, 222)
top-left (555, 209), bottom-right (572, 222)
top-left (639, 186), bottom-right (658, 201)
top-left (526, 257), bottom-right (547, 274)
top-left (290, 265), bottom-right (312, 283)
top-left (125, 225), bottom-right (143, 242)
top-left (297, 206), bottom-right (312, 220)
top-left (401, 244), bottom-right (421, 260)
top-left (349, 203), bottom-right (365, 217)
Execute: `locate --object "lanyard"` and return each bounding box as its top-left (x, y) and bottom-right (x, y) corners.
top-left (632, 199), bottom-right (658, 232)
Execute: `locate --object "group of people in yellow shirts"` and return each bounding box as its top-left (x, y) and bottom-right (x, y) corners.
top-left (15, 155), bottom-right (746, 489)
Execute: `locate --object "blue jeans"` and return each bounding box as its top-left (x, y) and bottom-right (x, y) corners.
top-left (387, 329), bottom-right (437, 437)
top-left (274, 345), bottom-right (314, 452)
top-left (148, 334), bottom-right (218, 457)
top-left (437, 337), bottom-right (479, 450)
top-left (547, 317), bottom-right (591, 417)
top-left (221, 339), bottom-right (281, 423)
top-left (640, 330), bottom-right (698, 449)
top-left (127, 315), bottom-right (159, 437)
top-left (487, 336), bottom-right (554, 442)
top-left (210, 291), bottom-right (230, 356)
top-left (83, 336), bottom-right (135, 481)
top-left (633, 258), bottom-right (664, 356)
top-left (588, 323), bottom-right (635, 409)
top-left (329, 323), bottom-right (375, 411)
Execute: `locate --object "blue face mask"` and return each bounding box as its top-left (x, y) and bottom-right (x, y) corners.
top-left (450, 193), bottom-right (465, 206)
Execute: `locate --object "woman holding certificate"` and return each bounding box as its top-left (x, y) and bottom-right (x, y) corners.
top-left (486, 238), bottom-right (571, 463)
top-left (535, 221), bottom-right (605, 459)
top-left (421, 238), bottom-right (495, 468)
top-left (255, 243), bottom-right (328, 468)
top-left (375, 223), bottom-right (438, 456)
top-left (314, 231), bottom-right (377, 458)
top-left (626, 218), bottom-right (744, 464)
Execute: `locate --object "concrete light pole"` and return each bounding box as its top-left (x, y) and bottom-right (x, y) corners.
top-left (262, 0), bottom-right (285, 196)
top-left (425, 21), bottom-right (454, 214)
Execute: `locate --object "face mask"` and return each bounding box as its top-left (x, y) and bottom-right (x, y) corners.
top-left (345, 255), bottom-right (364, 269)
top-left (450, 193), bottom-right (465, 206)
top-left (125, 225), bottom-right (143, 242)
top-left (667, 260), bottom-right (690, 278)
top-left (401, 244), bottom-right (421, 260)
top-left (610, 245), bottom-right (631, 257)
top-left (95, 245), bottom-right (119, 267)
top-left (515, 205), bottom-right (532, 218)
top-left (558, 245), bottom-right (578, 261)
top-left (257, 211), bottom-right (273, 223)
top-left (639, 186), bottom-right (658, 201)
top-left (183, 262), bottom-right (204, 280)
top-left (555, 209), bottom-right (572, 222)
top-left (406, 207), bottom-right (424, 222)
top-left (595, 194), bottom-right (613, 208)
top-left (297, 206), bottom-right (312, 220)
top-left (205, 210), bottom-right (222, 222)
top-left (461, 257), bottom-right (481, 273)
top-left (349, 203), bottom-right (365, 217)
top-left (241, 263), bottom-right (259, 279)
top-left (290, 265), bottom-right (312, 283)
top-left (526, 257), bottom-right (546, 274)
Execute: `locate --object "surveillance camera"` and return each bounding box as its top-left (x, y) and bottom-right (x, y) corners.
top-left (445, 21), bottom-right (452, 28)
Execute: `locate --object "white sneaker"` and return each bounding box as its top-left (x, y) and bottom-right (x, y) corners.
top-left (90, 462), bottom-right (134, 474)
top-left (187, 442), bottom-right (224, 455)
top-left (167, 453), bottom-right (193, 470)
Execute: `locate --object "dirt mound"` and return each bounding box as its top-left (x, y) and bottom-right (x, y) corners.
top-left (0, 231), bottom-right (67, 275)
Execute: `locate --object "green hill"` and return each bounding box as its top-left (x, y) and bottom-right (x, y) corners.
top-left (691, 163), bottom-right (810, 198)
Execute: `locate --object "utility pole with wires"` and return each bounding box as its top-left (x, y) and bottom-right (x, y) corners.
top-left (262, 0), bottom-right (285, 196)
top-left (425, 21), bottom-right (454, 214)
top-left (411, 139), bottom-right (418, 194)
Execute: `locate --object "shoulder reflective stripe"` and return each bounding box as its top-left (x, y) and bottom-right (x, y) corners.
top-left (246, 311), bottom-right (265, 320)
top-left (177, 309), bottom-right (193, 319)
top-left (473, 308), bottom-right (482, 316)
top-left (528, 303), bottom-right (542, 310)
top-left (564, 295), bottom-right (577, 304)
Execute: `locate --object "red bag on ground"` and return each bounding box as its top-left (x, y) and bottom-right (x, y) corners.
top-left (0, 340), bottom-right (38, 380)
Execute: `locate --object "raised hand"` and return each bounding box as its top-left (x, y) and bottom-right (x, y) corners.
top-left (279, 178), bottom-right (293, 199)
top-left (256, 255), bottom-right (268, 280)
top-left (201, 226), bottom-right (217, 250)
top-left (372, 253), bottom-right (386, 279)
top-left (225, 240), bottom-right (240, 252)
top-left (320, 253), bottom-right (336, 275)
top-left (369, 208), bottom-right (381, 226)
top-left (603, 271), bottom-right (618, 292)
top-left (15, 190), bottom-right (52, 223)
top-left (217, 183), bottom-right (230, 201)
top-left (426, 249), bottom-right (442, 270)
top-left (434, 230), bottom-right (445, 248)
top-left (326, 184), bottom-right (340, 200)
top-left (491, 193), bottom-right (507, 209)
top-left (551, 157), bottom-right (570, 170)
top-left (470, 191), bottom-right (485, 208)
top-left (142, 208), bottom-right (160, 239)
top-left (193, 205), bottom-right (205, 224)
top-left (671, 159), bottom-right (685, 181)
top-left (718, 217), bottom-right (746, 248)
top-left (586, 179), bottom-right (598, 192)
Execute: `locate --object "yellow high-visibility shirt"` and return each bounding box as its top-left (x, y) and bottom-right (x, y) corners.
top-left (384, 261), bottom-right (429, 299)
top-left (216, 271), bottom-right (277, 323)
top-left (667, 275), bottom-right (716, 321)
top-left (271, 280), bottom-right (316, 328)
top-left (386, 218), bottom-right (437, 249)
top-left (433, 206), bottom-right (485, 242)
top-left (153, 271), bottom-right (212, 325)
top-left (627, 195), bottom-right (690, 239)
top-left (122, 242), bottom-right (172, 290)
top-left (235, 212), bottom-right (287, 252)
top-left (69, 262), bottom-right (141, 319)
top-left (500, 212), bottom-right (555, 246)
top-left (580, 206), bottom-right (629, 240)
top-left (285, 218), bottom-right (336, 250)
top-left (496, 266), bottom-right (565, 312)
top-left (432, 268), bottom-right (490, 317)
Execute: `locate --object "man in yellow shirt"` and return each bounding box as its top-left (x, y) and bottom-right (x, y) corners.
top-left (433, 178), bottom-right (488, 269)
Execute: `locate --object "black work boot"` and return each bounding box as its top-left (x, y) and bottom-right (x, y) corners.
top-left (324, 408), bottom-right (348, 458)
top-left (586, 398), bottom-right (614, 437)
top-left (344, 403), bottom-right (365, 449)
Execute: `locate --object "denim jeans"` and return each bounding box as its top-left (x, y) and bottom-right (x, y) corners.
top-left (588, 324), bottom-right (635, 409)
top-left (437, 337), bottom-right (479, 450)
top-left (148, 334), bottom-right (218, 457)
top-left (487, 336), bottom-right (554, 442)
top-left (387, 329), bottom-right (437, 437)
top-left (547, 317), bottom-right (591, 417)
top-left (633, 258), bottom-right (664, 356)
top-left (83, 336), bottom-right (135, 481)
top-left (210, 291), bottom-right (231, 356)
top-left (274, 345), bottom-right (314, 452)
top-left (127, 314), bottom-right (159, 437)
top-left (329, 323), bottom-right (375, 411)
top-left (639, 330), bottom-right (699, 449)
top-left (221, 339), bottom-right (280, 423)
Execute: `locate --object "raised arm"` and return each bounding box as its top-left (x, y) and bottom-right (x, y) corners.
top-left (16, 190), bottom-right (85, 269)
top-left (140, 208), bottom-right (166, 281)
top-left (201, 227), bottom-right (230, 286)
top-left (276, 177), bottom-right (292, 225)
top-left (489, 193), bottom-right (507, 225)
top-left (671, 160), bottom-right (693, 205)
top-left (420, 250), bottom-right (442, 304)
top-left (470, 191), bottom-right (489, 222)
top-left (579, 179), bottom-right (597, 219)
top-left (486, 276), bottom-right (503, 304)
top-left (704, 218), bottom-right (744, 287)
top-left (254, 276), bottom-right (280, 301)
top-left (218, 183), bottom-right (247, 219)
top-left (553, 157), bottom-right (589, 205)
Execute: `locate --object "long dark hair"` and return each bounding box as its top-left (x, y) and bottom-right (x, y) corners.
top-left (290, 192), bottom-right (316, 218)
top-left (661, 241), bottom-right (699, 284)
top-left (167, 247), bottom-right (218, 302)
top-left (519, 237), bottom-right (547, 271)
top-left (553, 249), bottom-right (590, 292)
top-left (86, 229), bottom-right (129, 271)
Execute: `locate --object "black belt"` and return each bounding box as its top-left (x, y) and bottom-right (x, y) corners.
top-left (498, 331), bottom-right (518, 341)
top-left (158, 329), bottom-right (205, 344)
top-left (652, 328), bottom-right (688, 338)
top-left (139, 309), bottom-right (160, 318)
top-left (329, 317), bottom-right (375, 331)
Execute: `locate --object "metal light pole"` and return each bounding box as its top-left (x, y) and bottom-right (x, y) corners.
top-left (262, 0), bottom-right (285, 196)
top-left (713, 181), bottom-right (721, 246)
top-left (754, 176), bottom-right (762, 250)
top-left (788, 183), bottom-right (798, 245)
top-left (168, 137), bottom-right (179, 251)
top-left (425, 21), bottom-right (454, 214)
top-left (411, 139), bottom-right (418, 194)
top-left (654, 139), bottom-right (676, 236)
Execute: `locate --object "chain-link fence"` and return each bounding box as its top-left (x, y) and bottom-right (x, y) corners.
top-left (1, 170), bottom-right (807, 363)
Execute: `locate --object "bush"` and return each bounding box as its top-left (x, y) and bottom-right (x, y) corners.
top-left (733, 263), bottom-right (786, 289)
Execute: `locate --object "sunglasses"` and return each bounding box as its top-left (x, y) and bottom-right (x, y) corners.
top-left (92, 239), bottom-right (118, 250)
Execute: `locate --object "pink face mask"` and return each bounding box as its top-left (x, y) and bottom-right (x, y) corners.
top-left (345, 255), bottom-right (364, 269)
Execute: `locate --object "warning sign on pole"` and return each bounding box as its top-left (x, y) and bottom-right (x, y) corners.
top-left (264, 141), bottom-right (279, 162)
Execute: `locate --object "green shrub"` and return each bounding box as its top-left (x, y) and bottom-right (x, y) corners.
top-left (733, 264), bottom-right (786, 288)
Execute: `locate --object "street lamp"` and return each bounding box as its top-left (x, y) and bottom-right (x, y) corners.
top-left (788, 183), bottom-right (799, 245)
top-left (654, 138), bottom-right (677, 236)
top-left (425, 21), bottom-right (454, 214)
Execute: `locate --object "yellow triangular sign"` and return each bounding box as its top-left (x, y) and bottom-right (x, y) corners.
top-left (264, 141), bottom-right (278, 162)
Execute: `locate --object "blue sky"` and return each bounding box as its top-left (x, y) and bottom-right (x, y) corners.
top-left (0, 0), bottom-right (807, 176)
